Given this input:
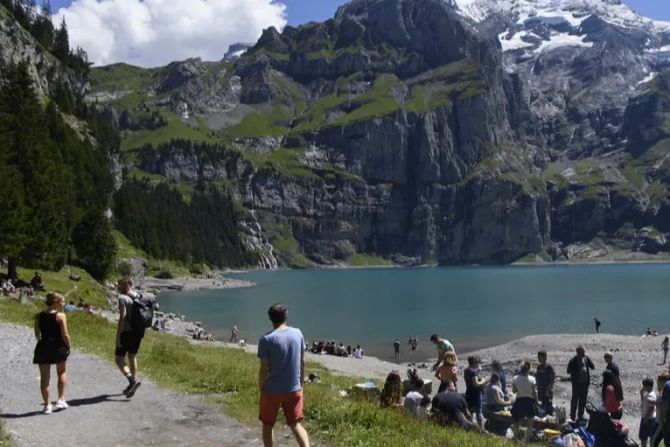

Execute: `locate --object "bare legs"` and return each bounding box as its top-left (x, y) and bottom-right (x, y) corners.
top-left (38, 362), bottom-right (67, 404)
top-left (115, 354), bottom-right (138, 380)
top-left (262, 423), bottom-right (310, 447)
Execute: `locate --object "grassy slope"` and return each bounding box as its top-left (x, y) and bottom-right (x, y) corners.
top-left (0, 298), bottom-right (509, 447)
top-left (12, 266), bottom-right (108, 308)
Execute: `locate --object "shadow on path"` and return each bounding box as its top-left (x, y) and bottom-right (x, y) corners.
top-left (1, 394), bottom-right (127, 419)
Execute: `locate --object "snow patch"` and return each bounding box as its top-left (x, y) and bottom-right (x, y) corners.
top-left (534, 32), bottom-right (593, 53)
top-left (636, 72), bottom-right (657, 87)
top-left (498, 30), bottom-right (534, 51)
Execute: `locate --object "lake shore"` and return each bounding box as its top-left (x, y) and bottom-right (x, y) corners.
top-left (142, 275), bottom-right (255, 292)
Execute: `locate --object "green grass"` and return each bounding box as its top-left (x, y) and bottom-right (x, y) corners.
top-left (11, 266), bottom-right (108, 308)
top-left (91, 63), bottom-right (156, 92)
top-left (0, 300), bottom-right (511, 447)
top-left (244, 148), bottom-right (320, 180)
top-left (121, 114), bottom-right (214, 151)
top-left (347, 253), bottom-right (393, 267)
top-left (113, 230), bottom-right (148, 259)
top-left (0, 419), bottom-right (12, 447)
top-left (261, 221), bottom-right (314, 269)
top-left (226, 106), bottom-right (292, 138)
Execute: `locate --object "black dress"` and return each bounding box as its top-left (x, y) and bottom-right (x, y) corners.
top-left (33, 312), bottom-right (69, 364)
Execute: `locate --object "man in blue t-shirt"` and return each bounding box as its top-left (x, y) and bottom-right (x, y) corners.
top-left (258, 303), bottom-right (310, 447)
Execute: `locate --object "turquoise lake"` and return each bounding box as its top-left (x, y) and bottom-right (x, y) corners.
top-left (158, 264), bottom-right (670, 362)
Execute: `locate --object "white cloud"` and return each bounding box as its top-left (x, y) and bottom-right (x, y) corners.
top-left (53, 0), bottom-right (287, 67)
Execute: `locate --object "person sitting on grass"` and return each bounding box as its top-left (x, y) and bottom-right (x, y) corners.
top-left (431, 391), bottom-right (480, 432)
top-left (403, 391), bottom-right (430, 419)
top-left (380, 370), bottom-right (403, 408)
top-left (485, 373), bottom-right (512, 413)
top-left (31, 271), bottom-right (46, 291)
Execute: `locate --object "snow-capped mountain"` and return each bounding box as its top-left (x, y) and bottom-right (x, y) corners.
top-left (444, 0), bottom-right (670, 155)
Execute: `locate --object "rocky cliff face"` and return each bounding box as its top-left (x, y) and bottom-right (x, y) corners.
top-left (89, 0), bottom-right (670, 266)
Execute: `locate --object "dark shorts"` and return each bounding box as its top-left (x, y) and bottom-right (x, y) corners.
top-left (259, 390), bottom-right (304, 426)
top-left (640, 419), bottom-right (659, 441)
top-left (33, 341), bottom-right (69, 364)
top-left (115, 331), bottom-right (143, 357)
top-left (512, 397), bottom-right (537, 422)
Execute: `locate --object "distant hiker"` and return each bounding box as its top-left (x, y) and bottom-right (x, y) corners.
top-left (662, 337), bottom-right (669, 365)
top-left (602, 369), bottom-right (624, 420)
top-left (604, 351), bottom-right (621, 379)
top-left (594, 317), bottom-right (601, 334)
top-left (115, 278), bottom-right (157, 398)
top-left (33, 292), bottom-right (71, 414)
top-left (258, 304), bottom-right (310, 447)
top-left (512, 361), bottom-right (538, 442)
top-left (230, 325), bottom-right (240, 343)
top-left (430, 333), bottom-right (456, 393)
top-left (464, 356), bottom-right (488, 429)
top-left (567, 345), bottom-right (595, 421)
top-left (536, 350), bottom-right (556, 416)
top-left (393, 339), bottom-right (401, 361)
top-left (640, 378), bottom-right (658, 447)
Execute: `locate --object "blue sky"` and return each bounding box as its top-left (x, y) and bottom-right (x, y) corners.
top-left (49, 0), bottom-right (670, 24)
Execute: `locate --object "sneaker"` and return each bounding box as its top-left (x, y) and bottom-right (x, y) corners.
top-left (42, 404), bottom-right (52, 414)
top-left (54, 400), bottom-right (68, 410)
top-left (122, 383), bottom-right (134, 396)
top-left (125, 381), bottom-right (141, 398)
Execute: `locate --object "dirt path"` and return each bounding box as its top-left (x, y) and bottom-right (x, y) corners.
top-left (0, 323), bottom-right (263, 447)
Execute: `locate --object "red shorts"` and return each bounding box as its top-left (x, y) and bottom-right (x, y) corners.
top-left (259, 390), bottom-right (304, 426)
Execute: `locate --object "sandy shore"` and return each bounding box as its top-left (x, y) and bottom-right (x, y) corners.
top-left (142, 275), bottom-right (255, 292)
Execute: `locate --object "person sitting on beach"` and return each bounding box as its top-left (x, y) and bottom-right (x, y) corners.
top-left (485, 373), bottom-right (511, 413)
top-left (346, 345), bottom-right (352, 356)
top-left (491, 360), bottom-right (508, 396)
top-left (403, 391), bottom-right (430, 419)
top-left (511, 361), bottom-right (538, 442)
top-left (353, 345), bottom-right (363, 359)
top-left (31, 272), bottom-right (46, 291)
top-left (464, 356), bottom-right (488, 429)
top-left (435, 351), bottom-right (458, 392)
top-left (647, 328), bottom-right (654, 337)
top-left (68, 272), bottom-right (81, 282)
top-left (430, 334), bottom-right (456, 393)
top-left (380, 370), bottom-right (403, 408)
top-left (602, 370), bottom-right (624, 420)
top-left (431, 391), bottom-right (480, 432)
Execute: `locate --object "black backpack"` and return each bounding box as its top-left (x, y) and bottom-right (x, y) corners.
top-left (129, 293), bottom-right (155, 335)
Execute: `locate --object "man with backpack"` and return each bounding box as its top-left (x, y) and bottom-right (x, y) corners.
top-left (115, 278), bottom-right (158, 398)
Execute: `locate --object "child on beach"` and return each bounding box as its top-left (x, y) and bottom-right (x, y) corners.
top-left (640, 378), bottom-right (658, 447)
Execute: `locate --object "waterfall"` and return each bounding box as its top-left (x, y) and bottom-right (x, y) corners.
top-left (239, 212), bottom-right (279, 270)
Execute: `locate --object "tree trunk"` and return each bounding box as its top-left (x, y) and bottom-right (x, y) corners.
top-left (7, 257), bottom-right (17, 280)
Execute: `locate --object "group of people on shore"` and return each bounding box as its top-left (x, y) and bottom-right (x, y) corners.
top-left (308, 340), bottom-right (364, 359)
top-left (32, 278), bottom-right (156, 414)
top-left (387, 332), bottom-right (670, 446)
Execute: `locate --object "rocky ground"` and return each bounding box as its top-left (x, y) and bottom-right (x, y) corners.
top-left (141, 275), bottom-right (255, 292)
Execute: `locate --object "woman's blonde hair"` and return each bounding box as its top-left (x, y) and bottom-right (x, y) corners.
top-left (46, 292), bottom-right (64, 306)
top-left (520, 361), bottom-right (532, 375)
top-left (442, 351), bottom-right (458, 365)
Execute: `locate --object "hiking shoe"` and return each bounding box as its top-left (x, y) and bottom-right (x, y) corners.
top-left (122, 383), bottom-right (134, 396)
top-left (54, 400), bottom-right (68, 410)
top-left (125, 381), bottom-right (142, 398)
top-left (42, 404), bottom-right (52, 414)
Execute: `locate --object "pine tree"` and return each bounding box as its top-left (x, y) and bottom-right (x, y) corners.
top-left (73, 209), bottom-right (117, 280)
top-left (53, 17), bottom-right (69, 63)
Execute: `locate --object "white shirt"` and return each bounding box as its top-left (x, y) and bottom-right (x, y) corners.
top-left (513, 374), bottom-right (536, 399)
top-left (353, 348), bottom-right (363, 359)
top-left (642, 390), bottom-right (657, 420)
top-left (403, 391), bottom-right (427, 419)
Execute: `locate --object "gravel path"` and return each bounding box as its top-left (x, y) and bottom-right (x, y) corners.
top-left (0, 323), bottom-right (263, 447)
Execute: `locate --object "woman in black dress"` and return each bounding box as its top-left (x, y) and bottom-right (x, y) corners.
top-left (33, 292), bottom-right (71, 414)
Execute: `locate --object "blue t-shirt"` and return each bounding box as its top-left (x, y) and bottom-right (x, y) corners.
top-left (663, 381), bottom-right (670, 424)
top-left (258, 327), bottom-right (306, 394)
